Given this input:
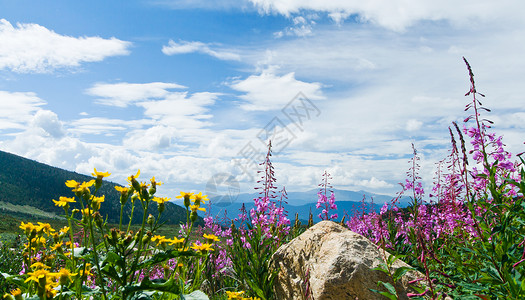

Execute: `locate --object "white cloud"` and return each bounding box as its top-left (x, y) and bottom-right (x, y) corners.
top-left (0, 19), bottom-right (131, 73)
top-left (0, 91), bottom-right (46, 130)
top-left (162, 40), bottom-right (241, 61)
top-left (274, 16), bottom-right (315, 38)
top-left (137, 91), bottom-right (219, 128)
top-left (69, 117), bottom-right (148, 135)
top-left (31, 110), bottom-right (65, 138)
top-left (86, 82), bottom-right (186, 107)
top-left (230, 68), bottom-right (324, 111)
top-left (250, 0), bottom-right (525, 31)
top-left (406, 119), bottom-right (423, 132)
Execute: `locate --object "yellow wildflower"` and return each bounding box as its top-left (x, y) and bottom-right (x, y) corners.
top-left (191, 192), bottom-right (209, 205)
top-left (92, 168), bottom-right (110, 180)
top-left (115, 185), bottom-right (129, 195)
top-left (25, 269), bottom-right (50, 283)
top-left (190, 204), bottom-right (206, 213)
top-left (31, 236), bottom-right (46, 247)
top-left (79, 263), bottom-right (94, 277)
top-left (151, 235), bottom-right (167, 246)
top-left (167, 236), bottom-right (185, 246)
top-left (19, 221), bottom-right (36, 235)
top-left (52, 196), bottom-right (76, 208)
top-left (150, 176), bottom-right (163, 186)
top-left (37, 222), bottom-right (55, 234)
top-left (225, 291), bottom-right (245, 299)
top-left (10, 289), bottom-right (21, 297)
top-left (50, 242), bottom-right (63, 251)
top-left (191, 242), bottom-right (214, 253)
top-left (91, 195), bottom-right (105, 210)
top-left (30, 262), bottom-right (50, 270)
top-left (65, 179), bottom-right (80, 188)
top-left (152, 197), bottom-right (170, 204)
top-left (59, 226), bottom-right (70, 235)
top-left (57, 268), bottom-right (77, 285)
top-left (203, 233), bottom-right (220, 242)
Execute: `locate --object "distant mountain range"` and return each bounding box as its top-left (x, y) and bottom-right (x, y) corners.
top-left (206, 188), bottom-right (411, 224)
top-left (0, 150), bottom-right (198, 225)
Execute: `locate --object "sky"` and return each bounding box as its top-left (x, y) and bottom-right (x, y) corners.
top-left (0, 0), bottom-right (524, 202)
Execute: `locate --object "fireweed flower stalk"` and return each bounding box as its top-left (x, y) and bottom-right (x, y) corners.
top-left (227, 140), bottom-right (289, 299)
top-left (316, 171), bottom-right (338, 221)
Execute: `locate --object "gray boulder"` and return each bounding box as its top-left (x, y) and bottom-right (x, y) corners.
top-left (271, 221), bottom-right (424, 299)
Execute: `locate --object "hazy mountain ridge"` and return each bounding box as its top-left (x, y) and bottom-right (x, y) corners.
top-left (206, 188), bottom-right (411, 223)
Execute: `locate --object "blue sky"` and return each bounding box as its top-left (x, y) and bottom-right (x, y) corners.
top-left (1, 0), bottom-right (524, 201)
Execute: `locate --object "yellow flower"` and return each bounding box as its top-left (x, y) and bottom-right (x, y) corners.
top-left (30, 262), bottom-right (50, 270)
top-left (31, 236), bottom-right (46, 247)
top-left (176, 191), bottom-right (194, 199)
top-left (19, 221), bottom-right (36, 234)
top-left (191, 192), bottom-right (208, 205)
top-left (10, 288), bottom-right (21, 297)
top-left (65, 179), bottom-right (80, 188)
top-left (37, 222), bottom-right (55, 234)
top-left (190, 204), bottom-right (206, 213)
top-left (59, 226), bottom-right (70, 235)
top-left (50, 242), bottom-right (63, 251)
top-left (67, 180), bottom-right (95, 193)
top-left (53, 196), bottom-right (76, 207)
top-left (203, 233), bottom-right (220, 242)
top-left (57, 268), bottom-right (77, 285)
top-left (191, 243), bottom-right (214, 252)
top-left (150, 176), bottom-right (163, 186)
top-left (91, 195), bottom-right (105, 210)
top-left (225, 291), bottom-right (245, 299)
top-left (25, 269), bottom-right (50, 283)
top-left (127, 169), bottom-right (141, 185)
top-left (166, 237), bottom-right (185, 247)
top-left (115, 185), bottom-right (129, 195)
top-left (152, 197), bottom-right (170, 204)
top-left (151, 235), bottom-right (167, 245)
top-left (81, 207), bottom-right (92, 218)
top-left (79, 263), bottom-right (94, 277)
top-left (92, 168), bottom-right (110, 180)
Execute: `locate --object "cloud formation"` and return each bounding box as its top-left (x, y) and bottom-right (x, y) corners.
top-left (230, 68), bottom-right (324, 111)
top-left (86, 82), bottom-right (186, 107)
top-left (250, 0), bottom-right (525, 31)
top-left (0, 91), bottom-right (46, 131)
top-left (162, 40), bottom-right (241, 61)
top-left (0, 19), bottom-right (131, 73)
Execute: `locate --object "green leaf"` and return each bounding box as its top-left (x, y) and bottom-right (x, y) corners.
top-left (378, 281), bottom-right (397, 296)
top-left (393, 266), bottom-right (412, 281)
top-left (369, 288), bottom-right (397, 300)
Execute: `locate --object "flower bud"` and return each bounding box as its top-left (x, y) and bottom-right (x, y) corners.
top-left (93, 212), bottom-right (103, 228)
top-left (190, 211), bottom-right (197, 222)
top-left (147, 214), bottom-right (155, 226)
top-left (158, 202), bottom-right (165, 214)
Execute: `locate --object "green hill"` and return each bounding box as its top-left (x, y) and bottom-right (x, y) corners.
top-left (0, 150), bottom-right (197, 226)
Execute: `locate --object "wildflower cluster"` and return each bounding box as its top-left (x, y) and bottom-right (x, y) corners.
top-left (2, 169), bottom-right (219, 299)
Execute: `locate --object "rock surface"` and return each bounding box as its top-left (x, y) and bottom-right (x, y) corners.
top-left (271, 221), bottom-right (423, 300)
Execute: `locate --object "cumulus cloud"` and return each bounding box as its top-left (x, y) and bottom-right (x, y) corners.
top-left (162, 40), bottom-right (241, 61)
top-left (230, 68), bottom-right (324, 111)
top-left (0, 91), bottom-right (46, 130)
top-left (31, 110), bottom-right (65, 138)
top-left (86, 82), bottom-right (186, 107)
top-left (137, 91), bottom-right (219, 128)
top-left (249, 0), bottom-right (525, 31)
top-left (0, 19), bottom-right (131, 73)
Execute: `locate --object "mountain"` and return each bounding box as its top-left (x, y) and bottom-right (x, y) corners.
top-left (0, 150), bottom-right (196, 225)
top-left (206, 188), bottom-right (410, 224)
